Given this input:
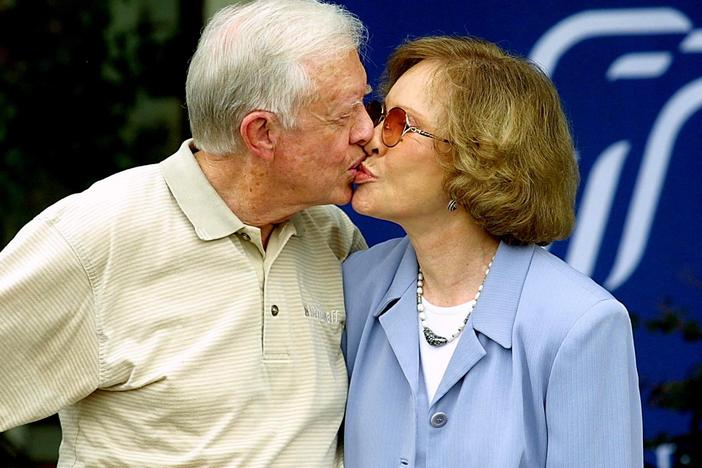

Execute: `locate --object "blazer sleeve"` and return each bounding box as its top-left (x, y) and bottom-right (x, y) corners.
top-left (545, 299), bottom-right (643, 467)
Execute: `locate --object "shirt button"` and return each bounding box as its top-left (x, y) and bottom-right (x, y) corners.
top-left (430, 412), bottom-right (448, 428)
top-left (271, 305), bottom-right (279, 316)
top-left (240, 232), bottom-right (251, 241)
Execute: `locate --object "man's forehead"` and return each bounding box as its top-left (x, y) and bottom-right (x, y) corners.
top-left (310, 51), bottom-right (365, 85)
top-left (315, 69), bottom-right (367, 104)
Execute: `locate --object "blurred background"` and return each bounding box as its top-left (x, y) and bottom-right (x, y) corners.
top-left (1, 0), bottom-right (700, 467)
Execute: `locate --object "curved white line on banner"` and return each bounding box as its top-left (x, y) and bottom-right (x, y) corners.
top-left (680, 29), bottom-right (702, 52)
top-left (606, 52), bottom-right (672, 81)
top-left (655, 443), bottom-right (676, 468)
top-left (605, 78), bottom-right (702, 289)
top-left (566, 141), bottom-right (629, 276)
top-left (530, 8), bottom-right (691, 76)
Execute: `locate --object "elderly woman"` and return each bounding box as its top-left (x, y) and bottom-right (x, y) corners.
top-left (343, 36), bottom-right (643, 467)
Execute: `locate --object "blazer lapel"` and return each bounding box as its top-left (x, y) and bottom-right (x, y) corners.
top-left (432, 242), bottom-right (536, 403)
top-left (373, 240), bottom-right (421, 397)
top-left (378, 290), bottom-right (421, 397)
top-left (431, 322), bottom-right (486, 404)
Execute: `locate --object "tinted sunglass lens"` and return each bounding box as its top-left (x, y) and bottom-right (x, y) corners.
top-left (365, 100), bottom-right (383, 127)
top-left (383, 107), bottom-right (406, 147)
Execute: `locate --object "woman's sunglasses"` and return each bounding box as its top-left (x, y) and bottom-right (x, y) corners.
top-left (365, 100), bottom-right (451, 148)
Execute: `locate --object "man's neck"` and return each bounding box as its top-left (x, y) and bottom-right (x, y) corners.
top-left (194, 150), bottom-right (300, 248)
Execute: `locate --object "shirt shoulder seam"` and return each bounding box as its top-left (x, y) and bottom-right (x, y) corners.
top-left (41, 215), bottom-right (105, 387)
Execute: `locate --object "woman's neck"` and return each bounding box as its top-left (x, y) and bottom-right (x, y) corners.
top-left (405, 213), bottom-right (498, 307)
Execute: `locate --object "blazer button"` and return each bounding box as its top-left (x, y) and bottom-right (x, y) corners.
top-left (430, 411), bottom-right (448, 428)
top-left (271, 305), bottom-right (279, 316)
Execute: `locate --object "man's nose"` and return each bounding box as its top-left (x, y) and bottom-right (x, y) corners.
top-left (351, 105), bottom-right (375, 146)
top-left (362, 122), bottom-right (384, 157)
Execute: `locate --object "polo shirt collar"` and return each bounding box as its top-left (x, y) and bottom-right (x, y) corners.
top-left (160, 140), bottom-right (244, 240)
top-left (160, 140), bottom-right (305, 241)
top-left (289, 212), bottom-right (306, 237)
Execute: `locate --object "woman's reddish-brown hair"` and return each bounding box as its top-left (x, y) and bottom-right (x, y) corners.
top-left (382, 36), bottom-right (579, 245)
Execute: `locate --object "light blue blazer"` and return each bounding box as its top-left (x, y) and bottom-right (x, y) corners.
top-left (342, 237), bottom-right (643, 468)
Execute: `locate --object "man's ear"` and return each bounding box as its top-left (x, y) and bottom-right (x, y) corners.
top-left (240, 111), bottom-right (278, 161)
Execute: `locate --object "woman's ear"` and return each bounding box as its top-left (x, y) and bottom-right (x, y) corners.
top-left (240, 111), bottom-right (278, 161)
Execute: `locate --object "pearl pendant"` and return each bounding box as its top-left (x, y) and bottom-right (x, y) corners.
top-left (417, 255), bottom-right (495, 347)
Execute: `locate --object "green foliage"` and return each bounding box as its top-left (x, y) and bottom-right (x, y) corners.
top-left (0, 0), bottom-right (196, 248)
top-left (0, 1), bottom-right (201, 464)
top-left (642, 299), bottom-right (702, 466)
top-left (646, 300), bottom-right (702, 342)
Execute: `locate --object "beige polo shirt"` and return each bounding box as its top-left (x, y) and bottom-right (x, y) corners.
top-left (0, 140), bottom-right (366, 467)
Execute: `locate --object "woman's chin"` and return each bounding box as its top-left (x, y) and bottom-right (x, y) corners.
top-left (351, 194), bottom-right (380, 218)
top-left (350, 195), bottom-right (370, 215)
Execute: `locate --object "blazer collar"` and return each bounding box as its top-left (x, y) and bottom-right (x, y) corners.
top-left (371, 237), bottom-right (535, 349)
top-left (373, 237), bottom-right (418, 318)
top-left (472, 242), bottom-right (535, 349)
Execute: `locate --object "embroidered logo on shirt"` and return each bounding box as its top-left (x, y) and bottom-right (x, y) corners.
top-left (304, 304), bottom-right (341, 326)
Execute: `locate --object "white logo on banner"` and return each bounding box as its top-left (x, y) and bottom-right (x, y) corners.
top-left (529, 8), bottom-right (702, 290)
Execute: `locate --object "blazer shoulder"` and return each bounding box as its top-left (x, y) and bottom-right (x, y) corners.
top-left (530, 246), bottom-right (616, 304)
top-left (517, 246), bottom-right (625, 337)
top-left (343, 237), bottom-right (412, 321)
top-left (343, 236), bottom-right (409, 284)
top-left (510, 247), bottom-right (631, 385)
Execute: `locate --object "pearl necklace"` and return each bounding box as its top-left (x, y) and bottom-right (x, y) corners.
top-left (417, 257), bottom-right (494, 347)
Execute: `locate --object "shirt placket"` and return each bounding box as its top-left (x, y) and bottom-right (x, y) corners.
top-left (260, 225), bottom-right (297, 361)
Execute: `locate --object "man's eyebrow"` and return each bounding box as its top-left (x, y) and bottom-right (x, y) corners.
top-left (347, 85), bottom-right (372, 108)
top-left (342, 86), bottom-right (372, 114)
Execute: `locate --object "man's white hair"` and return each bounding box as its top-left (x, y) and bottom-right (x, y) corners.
top-left (185, 0), bottom-right (367, 156)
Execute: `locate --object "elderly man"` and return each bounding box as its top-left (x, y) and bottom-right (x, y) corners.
top-left (0, 1), bottom-right (371, 466)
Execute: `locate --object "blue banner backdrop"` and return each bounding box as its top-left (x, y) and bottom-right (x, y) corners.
top-left (339, 0), bottom-right (702, 464)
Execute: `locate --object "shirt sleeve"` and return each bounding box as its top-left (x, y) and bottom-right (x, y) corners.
top-left (0, 216), bottom-right (101, 430)
top-left (349, 225), bottom-right (368, 255)
top-left (322, 206), bottom-right (367, 260)
top-left (545, 299), bottom-right (643, 467)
